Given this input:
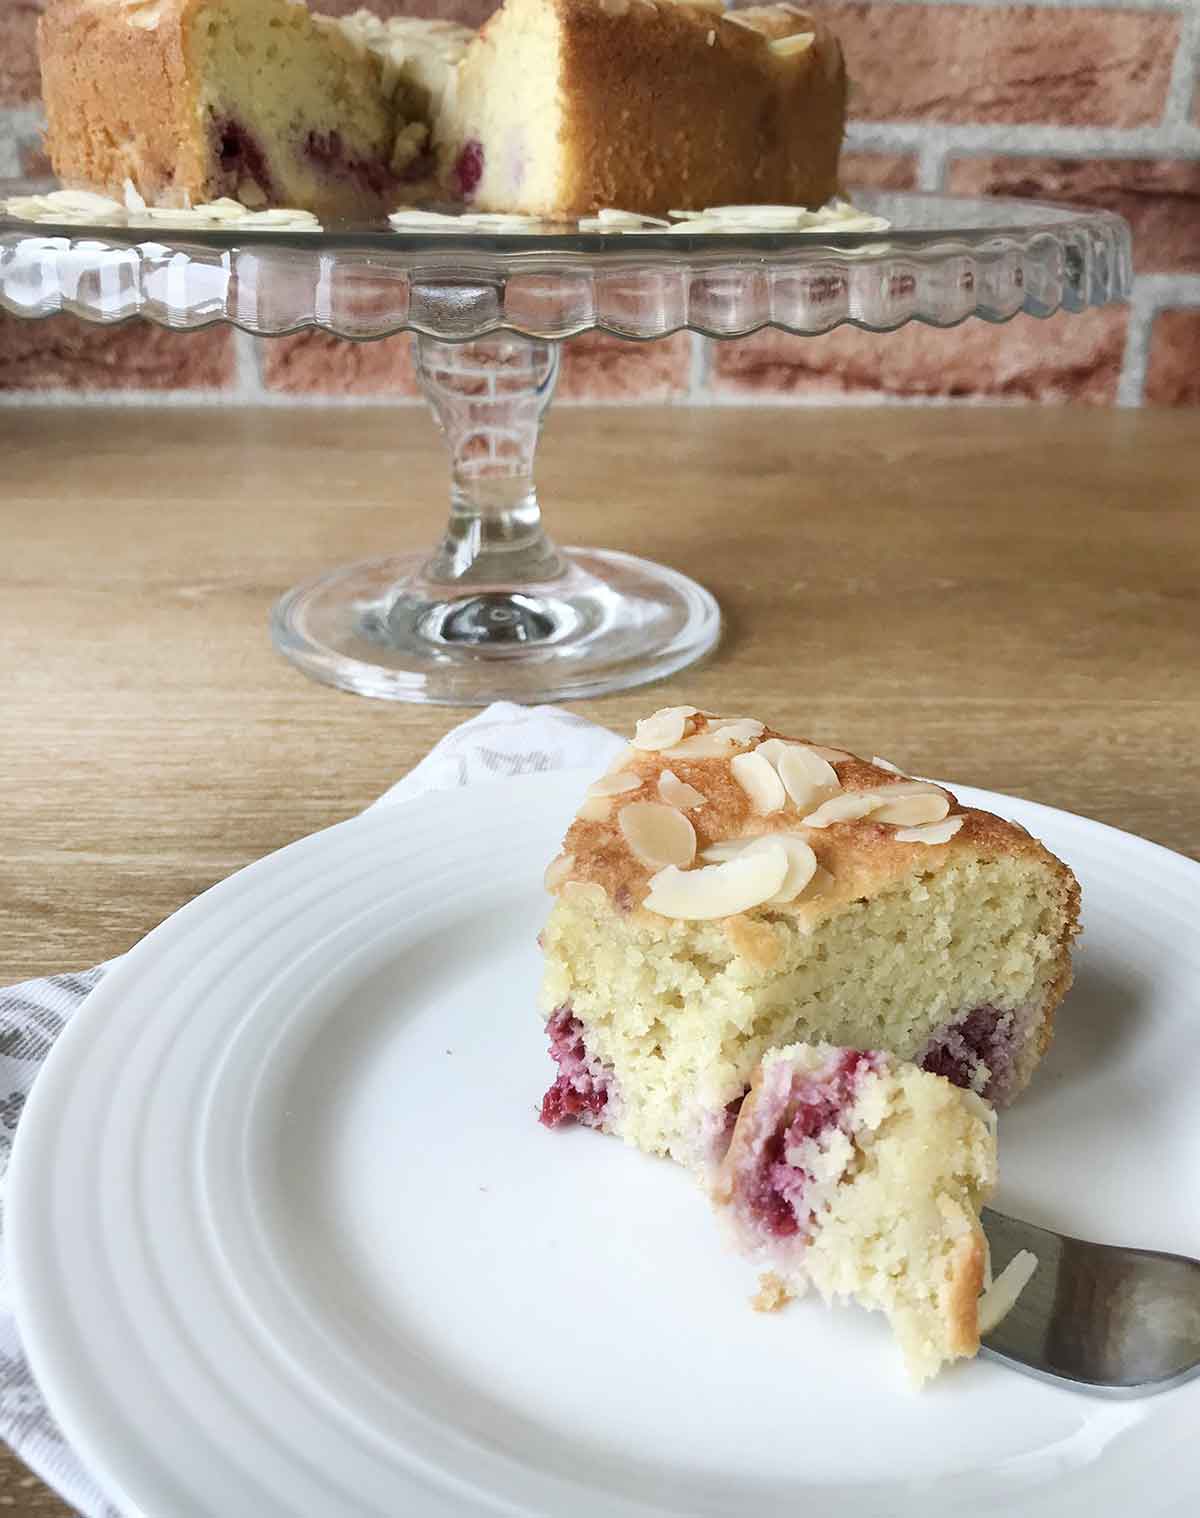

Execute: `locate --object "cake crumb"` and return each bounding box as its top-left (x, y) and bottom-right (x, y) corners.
top-left (752, 1271), bottom-right (793, 1313)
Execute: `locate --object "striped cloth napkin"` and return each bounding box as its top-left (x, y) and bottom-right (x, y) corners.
top-left (0, 702), bottom-right (621, 1518)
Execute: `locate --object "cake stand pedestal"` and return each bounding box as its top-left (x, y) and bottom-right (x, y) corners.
top-left (0, 190), bottom-right (1131, 704)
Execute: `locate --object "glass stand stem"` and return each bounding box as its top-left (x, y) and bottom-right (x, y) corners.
top-left (270, 333), bottom-right (720, 704)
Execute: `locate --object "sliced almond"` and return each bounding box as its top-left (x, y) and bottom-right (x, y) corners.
top-left (776, 745), bottom-right (841, 812)
top-left (803, 780), bottom-right (950, 828)
top-left (800, 790), bottom-right (886, 828)
top-left (619, 802), bottom-right (697, 869)
top-left (561, 880), bottom-right (608, 907)
top-left (977, 1250), bottom-right (1038, 1335)
top-left (644, 844), bottom-right (789, 920)
top-left (872, 792), bottom-right (951, 826)
top-left (658, 769), bottom-right (706, 809)
top-left (632, 705), bottom-right (697, 752)
top-left (748, 834), bottom-right (818, 903)
top-left (664, 720), bottom-right (761, 759)
top-left (587, 771), bottom-right (641, 798)
top-left (872, 755), bottom-right (903, 774)
top-left (577, 797), bottom-right (613, 823)
top-left (893, 815), bottom-right (964, 845)
top-left (868, 781), bottom-right (951, 826)
top-left (708, 717), bottom-right (765, 741)
top-left (543, 852), bottom-right (575, 890)
top-left (731, 751), bottom-right (787, 814)
top-left (769, 31), bottom-right (815, 56)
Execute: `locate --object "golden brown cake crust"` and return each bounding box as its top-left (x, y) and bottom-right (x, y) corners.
top-left (39, 0), bottom-right (211, 205)
top-left (553, 1), bottom-right (846, 215)
top-left (553, 714), bottom-right (1080, 933)
top-left (944, 1227), bottom-right (986, 1358)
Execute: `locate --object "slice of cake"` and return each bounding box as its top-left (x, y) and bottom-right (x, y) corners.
top-left (539, 708), bottom-right (1079, 1172)
top-left (436, 0), bottom-right (847, 215)
top-left (37, 0), bottom-right (469, 217)
top-left (714, 1041), bottom-right (1002, 1384)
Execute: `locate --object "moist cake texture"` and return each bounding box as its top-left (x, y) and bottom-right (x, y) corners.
top-left (539, 708), bottom-right (1079, 1173)
top-left (436, 0), bottom-right (847, 216)
top-left (38, 0), bottom-right (847, 219)
top-left (38, 0), bottom-right (469, 216)
top-left (715, 1041), bottom-right (1000, 1383)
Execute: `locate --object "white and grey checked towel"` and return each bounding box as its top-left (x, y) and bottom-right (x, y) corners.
top-left (0, 702), bottom-right (622, 1518)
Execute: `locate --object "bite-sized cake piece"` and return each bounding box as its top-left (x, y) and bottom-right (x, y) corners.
top-left (437, 0), bottom-right (847, 216)
top-left (539, 708), bottom-right (1079, 1171)
top-left (38, 0), bottom-right (468, 216)
top-left (715, 1041), bottom-right (1009, 1384)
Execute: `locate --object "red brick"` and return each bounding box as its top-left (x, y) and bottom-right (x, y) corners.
top-left (812, 3), bottom-right (1178, 128)
top-left (556, 331), bottom-right (690, 402)
top-left (710, 308), bottom-right (1128, 405)
top-left (0, 312), bottom-right (234, 391)
top-left (0, 0), bottom-right (43, 105)
top-left (839, 150), bottom-right (917, 192)
top-left (947, 155), bottom-right (1200, 276)
top-left (1144, 309), bottom-right (1200, 406)
top-left (261, 331), bottom-right (418, 395)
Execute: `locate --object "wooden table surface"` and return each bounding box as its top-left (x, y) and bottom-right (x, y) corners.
top-left (2, 404), bottom-right (1198, 1513)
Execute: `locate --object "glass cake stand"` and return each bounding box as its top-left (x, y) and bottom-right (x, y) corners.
top-left (0, 187), bottom-right (1131, 704)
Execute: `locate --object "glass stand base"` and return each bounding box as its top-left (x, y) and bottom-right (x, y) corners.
top-left (270, 548), bottom-right (720, 705)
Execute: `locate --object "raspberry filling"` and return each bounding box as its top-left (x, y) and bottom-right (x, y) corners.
top-left (540, 1006), bottom-right (612, 1128)
top-left (918, 1004), bottom-right (1023, 1104)
top-left (737, 1051), bottom-right (882, 1240)
top-left (213, 118), bottom-right (275, 200)
top-left (453, 140), bottom-right (485, 198)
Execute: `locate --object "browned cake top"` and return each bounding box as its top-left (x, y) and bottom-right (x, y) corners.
top-left (546, 708), bottom-right (1074, 924)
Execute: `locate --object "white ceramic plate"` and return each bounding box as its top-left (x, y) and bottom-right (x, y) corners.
top-left (9, 772), bottom-right (1200, 1518)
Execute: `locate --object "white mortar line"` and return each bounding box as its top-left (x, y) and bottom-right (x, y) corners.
top-left (916, 140), bottom-right (948, 191)
top-left (687, 333), bottom-right (711, 400)
top-left (1163, 1), bottom-right (1199, 128)
top-left (1117, 272), bottom-right (1200, 405)
top-left (846, 121), bottom-right (1200, 159)
top-left (232, 329), bottom-right (265, 402)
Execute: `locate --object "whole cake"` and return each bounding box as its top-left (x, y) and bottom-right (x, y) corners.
top-left (37, 0), bottom-right (847, 219)
top-left (37, 0), bottom-right (467, 217)
top-left (716, 1041), bottom-right (1003, 1384)
top-left (437, 0), bottom-right (846, 216)
top-left (539, 708), bottom-right (1079, 1172)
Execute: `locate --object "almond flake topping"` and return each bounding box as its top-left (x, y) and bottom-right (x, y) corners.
top-left (586, 771), bottom-right (642, 798)
top-left (769, 31), bottom-right (816, 56)
top-left (664, 717), bottom-right (763, 759)
top-left (802, 780), bottom-right (950, 828)
top-left (645, 845), bottom-right (789, 920)
top-left (543, 852), bottom-right (575, 890)
top-left (701, 833), bottom-right (818, 904)
top-left (893, 816), bottom-right (964, 845)
top-left (619, 802), bottom-right (697, 869)
top-left (632, 705), bottom-right (697, 752)
top-left (756, 739), bottom-right (841, 812)
top-left (978, 1250), bottom-right (1038, 1335)
top-left (658, 769), bottom-right (707, 809)
top-left (577, 797), bottom-right (613, 823)
top-left (731, 751), bottom-right (787, 814)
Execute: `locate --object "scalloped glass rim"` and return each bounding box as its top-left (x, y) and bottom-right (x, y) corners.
top-left (0, 186), bottom-right (1132, 341)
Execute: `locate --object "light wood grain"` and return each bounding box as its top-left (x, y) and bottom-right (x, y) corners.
top-left (1, 404), bottom-right (1198, 1514)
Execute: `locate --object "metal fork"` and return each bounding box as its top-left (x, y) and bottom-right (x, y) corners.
top-left (980, 1208), bottom-right (1200, 1396)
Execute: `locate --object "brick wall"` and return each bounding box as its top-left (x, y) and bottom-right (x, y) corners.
top-left (2, 0), bottom-right (1198, 406)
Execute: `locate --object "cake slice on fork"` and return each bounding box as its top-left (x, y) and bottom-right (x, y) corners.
top-left (714, 1041), bottom-right (1022, 1383)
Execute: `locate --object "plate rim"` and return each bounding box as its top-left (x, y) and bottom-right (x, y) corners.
top-left (8, 770), bottom-right (1200, 1518)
